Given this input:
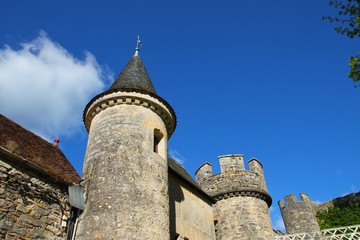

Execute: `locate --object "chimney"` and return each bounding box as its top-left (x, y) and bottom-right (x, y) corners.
top-left (53, 137), bottom-right (60, 147)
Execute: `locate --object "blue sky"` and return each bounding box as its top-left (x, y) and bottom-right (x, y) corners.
top-left (1, 0), bottom-right (359, 231)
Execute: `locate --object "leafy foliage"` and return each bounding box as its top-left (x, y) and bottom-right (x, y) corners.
top-left (316, 202), bottom-right (360, 229)
top-left (349, 54), bottom-right (360, 81)
top-left (323, 0), bottom-right (360, 38)
top-left (324, 0), bottom-right (360, 85)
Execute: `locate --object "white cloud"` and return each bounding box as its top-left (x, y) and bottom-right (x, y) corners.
top-left (169, 149), bottom-right (186, 165)
top-left (0, 31), bottom-right (111, 140)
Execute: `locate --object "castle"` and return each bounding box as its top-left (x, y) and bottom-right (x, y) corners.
top-left (0, 43), bottom-right (355, 239)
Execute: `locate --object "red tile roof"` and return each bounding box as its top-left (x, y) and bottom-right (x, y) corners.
top-left (0, 114), bottom-right (80, 184)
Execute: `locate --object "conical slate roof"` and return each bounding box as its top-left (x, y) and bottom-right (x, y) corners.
top-left (83, 50), bottom-right (177, 137)
top-left (109, 55), bottom-right (157, 94)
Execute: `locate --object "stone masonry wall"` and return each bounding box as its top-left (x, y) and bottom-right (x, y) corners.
top-left (196, 155), bottom-right (273, 240)
top-left (199, 170), bottom-right (269, 197)
top-left (214, 196), bottom-right (273, 240)
top-left (76, 102), bottom-right (170, 239)
top-left (0, 158), bottom-right (70, 240)
top-left (278, 193), bottom-right (320, 234)
top-left (169, 172), bottom-right (216, 240)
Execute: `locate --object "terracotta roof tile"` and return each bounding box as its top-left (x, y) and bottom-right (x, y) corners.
top-left (0, 114), bottom-right (80, 184)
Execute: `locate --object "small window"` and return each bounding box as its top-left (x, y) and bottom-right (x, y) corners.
top-left (153, 129), bottom-right (163, 154)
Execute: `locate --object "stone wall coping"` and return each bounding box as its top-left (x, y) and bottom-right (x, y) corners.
top-left (211, 187), bottom-right (272, 207)
top-left (218, 154), bottom-right (244, 158)
top-left (84, 90), bottom-right (176, 137)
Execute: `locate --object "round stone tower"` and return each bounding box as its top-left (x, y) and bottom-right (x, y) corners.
top-left (278, 193), bottom-right (320, 234)
top-left (196, 154), bottom-right (274, 240)
top-left (75, 45), bottom-right (176, 239)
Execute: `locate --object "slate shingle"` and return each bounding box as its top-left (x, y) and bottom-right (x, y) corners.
top-left (110, 55), bottom-right (156, 94)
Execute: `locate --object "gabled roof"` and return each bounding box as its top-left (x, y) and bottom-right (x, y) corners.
top-left (0, 114), bottom-right (80, 184)
top-left (109, 55), bottom-right (156, 94)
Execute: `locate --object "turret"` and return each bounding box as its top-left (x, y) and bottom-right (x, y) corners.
top-left (278, 193), bottom-right (321, 234)
top-left (196, 154), bottom-right (274, 240)
top-left (195, 162), bottom-right (212, 184)
top-left (75, 39), bottom-right (176, 239)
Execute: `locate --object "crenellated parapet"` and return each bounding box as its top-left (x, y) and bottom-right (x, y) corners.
top-left (195, 154), bottom-right (271, 206)
top-left (195, 154), bottom-right (274, 239)
top-left (278, 193), bottom-right (315, 210)
top-left (278, 193), bottom-right (320, 234)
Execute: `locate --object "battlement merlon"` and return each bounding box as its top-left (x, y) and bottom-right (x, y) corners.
top-left (248, 158), bottom-right (264, 176)
top-left (278, 194), bottom-right (298, 209)
top-left (218, 154), bottom-right (245, 173)
top-left (195, 155), bottom-right (266, 184)
top-left (278, 193), bottom-right (315, 209)
top-left (300, 193), bottom-right (311, 202)
top-left (195, 162), bottom-right (212, 184)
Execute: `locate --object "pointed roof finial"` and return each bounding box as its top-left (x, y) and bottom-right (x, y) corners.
top-left (135, 35), bottom-right (142, 56)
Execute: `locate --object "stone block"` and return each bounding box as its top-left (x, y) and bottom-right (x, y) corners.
top-left (19, 214), bottom-right (43, 227)
top-left (16, 205), bottom-right (30, 214)
top-left (10, 225), bottom-right (26, 236)
top-left (28, 228), bottom-right (45, 239)
top-left (0, 219), bottom-right (14, 231)
top-left (46, 224), bottom-right (61, 235)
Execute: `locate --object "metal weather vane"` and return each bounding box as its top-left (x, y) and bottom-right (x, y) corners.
top-left (135, 35), bottom-right (142, 56)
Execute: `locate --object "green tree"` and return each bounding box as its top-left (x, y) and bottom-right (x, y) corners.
top-left (316, 202), bottom-right (360, 229)
top-left (323, 0), bottom-right (360, 86)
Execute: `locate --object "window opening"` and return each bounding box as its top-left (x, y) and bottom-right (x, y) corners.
top-left (153, 129), bottom-right (163, 154)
